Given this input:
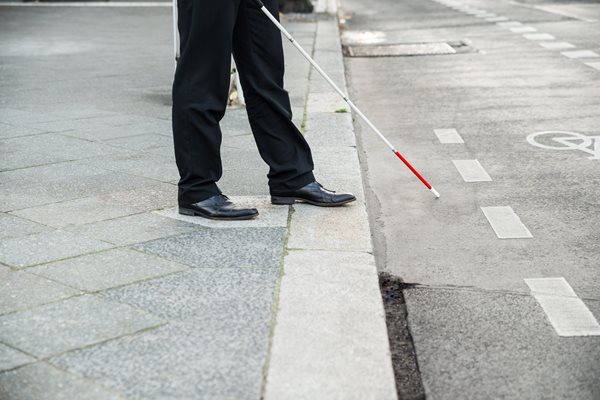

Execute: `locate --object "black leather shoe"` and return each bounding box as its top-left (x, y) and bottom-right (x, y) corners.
top-left (271, 181), bottom-right (356, 207)
top-left (179, 194), bottom-right (258, 220)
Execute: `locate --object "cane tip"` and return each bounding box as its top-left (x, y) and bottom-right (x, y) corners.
top-left (431, 187), bottom-right (440, 198)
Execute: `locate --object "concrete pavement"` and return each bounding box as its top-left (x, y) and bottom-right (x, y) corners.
top-left (0, 2), bottom-right (396, 399)
top-left (340, 0), bottom-right (600, 398)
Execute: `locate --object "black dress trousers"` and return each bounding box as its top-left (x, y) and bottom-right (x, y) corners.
top-left (172, 0), bottom-right (316, 205)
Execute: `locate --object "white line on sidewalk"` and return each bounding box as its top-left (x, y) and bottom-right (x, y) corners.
top-left (510, 26), bottom-right (537, 33)
top-left (539, 41), bottom-right (576, 50)
top-left (523, 33), bottom-right (556, 41)
top-left (481, 206), bottom-right (533, 239)
top-left (434, 128), bottom-right (464, 144)
top-left (525, 277), bottom-right (600, 336)
top-left (585, 61), bottom-right (600, 71)
top-left (0, 1), bottom-right (171, 6)
top-left (561, 50), bottom-right (600, 59)
top-left (452, 160), bottom-right (492, 182)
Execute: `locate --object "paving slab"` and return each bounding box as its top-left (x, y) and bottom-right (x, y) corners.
top-left (95, 182), bottom-right (177, 212)
top-left (50, 322), bottom-right (268, 400)
top-left (10, 196), bottom-right (142, 228)
top-left (0, 295), bottom-right (164, 358)
top-left (304, 112), bottom-right (357, 147)
top-left (0, 171), bottom-right (162, 212)
top-left (28, 248), bottom-right (187, 292)
top-left (67, 212), bottom-right (198, 246)
top-left (0, 268), bottom-right (80, 315)
top-left (132, 227), bottom-right (286, 269)
top-left (0, 344), bottom-right (36, 373)
top-left (79, 151), bottom-right (179, 182)
top-left (103, 133), bottom-right (173, 152)
top-left (0, 362), bottom-right (126, 400)
top-left (0, 213), bottom-right (51, 239)
top-left (265, 250), bottom-right (397, 400)
top-left (0, 123), bottom-right (46, 139)
top-left (287, 203), bottom-right (372, 252)
top-left (102, 267), bottom-right (279, 325)
top-left (0, 229), bottom-right (113, 268)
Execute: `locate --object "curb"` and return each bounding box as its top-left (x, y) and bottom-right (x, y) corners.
top-left (263, 6), bottom-right (398, 399)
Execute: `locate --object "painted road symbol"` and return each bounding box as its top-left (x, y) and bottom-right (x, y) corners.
top-left (527, 131), bottom-right (600, 160)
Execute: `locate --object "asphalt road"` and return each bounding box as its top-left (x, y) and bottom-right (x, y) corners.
top-left (339, 0), bottom-right (600, 398)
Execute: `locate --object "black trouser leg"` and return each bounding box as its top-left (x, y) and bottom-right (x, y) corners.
top-left (172, 0), bottom-right (239, 204)
top-left (172, 0), bottom-right (315, 204)
top-left (233, 0), bottom-right (315, 194)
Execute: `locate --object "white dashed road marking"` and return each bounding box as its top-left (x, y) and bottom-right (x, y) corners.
top-left (487, 16), bottom-right (509, 22)
top-left (539, 41), bottom-right (576, 50)
top-left (585, 61), bottom-right (600, 71)
top-left (561, 50), bottom-right (600, 59)
top-left (510, 26), bottom-right (537, 33)
top-left (434, 128), bottom-right (464, 144)
top-left (452, 160), bottom-right (492, 182)
top-left (525, 278), bottom-right (600, 337)
top-left (498, 21), bottom-right (523, 27)
top-left (481, 206), bottom-right (533, 239)
top-left (523, 33), bottom-right (556, 41)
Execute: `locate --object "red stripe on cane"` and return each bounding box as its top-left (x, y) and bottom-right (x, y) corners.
top-left (394, 151), bottom-right (432, 190)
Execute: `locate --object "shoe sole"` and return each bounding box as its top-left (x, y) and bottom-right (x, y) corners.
top-left (178, 207), bottom-right (258, 221)
top-left (271, 196), bottom-right (356, 207)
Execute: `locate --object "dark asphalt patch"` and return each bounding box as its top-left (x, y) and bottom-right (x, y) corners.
top-left (379, 272), bottom-right (426, 400)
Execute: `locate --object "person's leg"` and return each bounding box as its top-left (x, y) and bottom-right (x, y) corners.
top-left (172, 0), bottom-right (240, 204)
top-left (232, 0), bottom-right (316, 195)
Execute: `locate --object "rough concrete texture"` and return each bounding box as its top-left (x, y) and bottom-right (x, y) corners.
top-left (0, 2), bottom-right (395, 398)
top-left (264, 12), bottom-right (398, 400)
top-left (341, 0), bottom-right (600, 397)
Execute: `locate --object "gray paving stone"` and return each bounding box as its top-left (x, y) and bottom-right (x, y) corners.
top-left (29, 117), bottom-right (119, 134)
top-left (0, 123), bottom-right (45, 139)
top-left (0, 213), bottom-right (51, 239)
top-left (0, 362), bottom-right (126, 400)
top-left (89, 114), bottom-right (164, 127)
top-left (218, 168), bottom-right (270, 196)
top-left (133, 227), bottom-right (286, 269)
top-left (0, 142), bottom-right (72, 171)
top-left (304, 112), bottom-right (356, 147)
top-left (10, 196), bottom-right (142, 228)
top-left (67, 212), bottom-right (198, 246)
top-left (0, 108), bottom-right (61, 126)
top-left (0, 230), bottom-right (113, 268)
top-left (60, 122), bottom-right (167, 141)
top-left (0, 160), bottom-right (110, 186)
top-left (96, 182), bottom-right (177, 212)
top-left (311, 146), bottom-right (362, 177)
top-left (3, 132), bottom-right (128, 164)
top-left (0, 171), bottom-right (161, 212)
top-left (79, 151), bottom-right (179, 182)
top-left (104, 133), bottom-right (173, 152)
top-left (50, 322), bottom-right (269, 400)
top-left (43, 107), bottom-right (116, 121)
top-left (0, 295), bottom-right (164, 357)
top-left (287, 203), bottom-right (372, 252)
top-left (155, 196), bottom-right (289, 229)
top-left (265, 250), bottom-right (397, 400)
top-left (0, 268), bottom-right (80, 315)
top-left (102, 267), bottom-right (279, 324)
top-left (28, 248), bottom-right (188, 292)
top-left (0, 344), bottom-right (35, 372)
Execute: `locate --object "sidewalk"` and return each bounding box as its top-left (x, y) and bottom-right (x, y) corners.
top-left (0, 2), bottom-right (396, 399)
